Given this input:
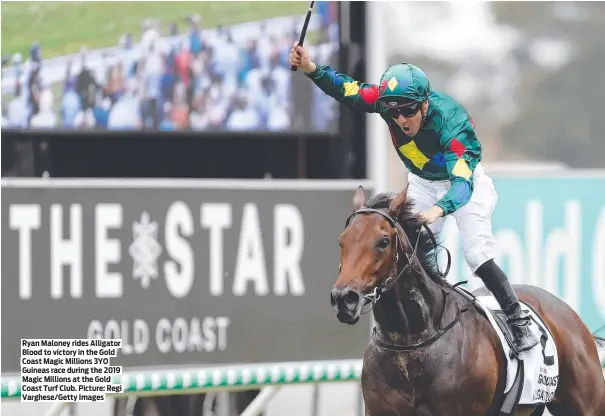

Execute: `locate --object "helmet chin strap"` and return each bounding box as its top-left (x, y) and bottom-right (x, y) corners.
top-left (419, 99), bottom-right (430, 129)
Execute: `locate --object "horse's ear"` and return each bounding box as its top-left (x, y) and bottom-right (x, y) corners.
top-left (388, 184), bottom-right (409, 216)
top-left (353, 186), bottom-right (367, 211)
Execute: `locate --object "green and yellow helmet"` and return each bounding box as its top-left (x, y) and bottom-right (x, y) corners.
top-left (378, 63), bottom-right (431, 104)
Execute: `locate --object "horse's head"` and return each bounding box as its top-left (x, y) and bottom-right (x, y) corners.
top-left (330, 185), bottom-right (412, 325)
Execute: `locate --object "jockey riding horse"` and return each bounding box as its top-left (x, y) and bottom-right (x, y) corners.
top-left (290, 42), bottom-right (539, 355)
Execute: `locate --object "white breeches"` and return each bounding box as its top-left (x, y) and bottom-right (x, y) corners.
top-left (407, 163), bottom-right (498, 272)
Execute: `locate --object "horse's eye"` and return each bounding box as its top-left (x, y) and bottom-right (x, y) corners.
top-left (377, 237), bottom-right (390, 250)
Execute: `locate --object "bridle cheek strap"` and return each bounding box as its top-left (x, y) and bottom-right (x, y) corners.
top-left (342, 208), bottom-right (421, 315)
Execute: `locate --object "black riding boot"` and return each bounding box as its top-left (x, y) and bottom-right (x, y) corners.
top-left (475, 259), bottom-right (539, 353)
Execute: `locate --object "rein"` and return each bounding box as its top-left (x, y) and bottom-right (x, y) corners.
top-left (342, 208), bottom-right (415, 314)
top-left (343, 207), bottom-right (451, 314)
top-left (359, 220), bottom-right (422, 315)
top-left (342, 207), bottom-right (471, 352)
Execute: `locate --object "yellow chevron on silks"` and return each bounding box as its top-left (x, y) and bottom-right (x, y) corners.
top-left (343, 81), bottom-right (360, 97)
top-left (398, 141), bottom-right (430, 170)
top-left (452, 158), bottom-right (472, 180)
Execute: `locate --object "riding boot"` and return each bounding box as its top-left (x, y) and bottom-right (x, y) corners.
top-left (475, 259), bottom-right (539, 353)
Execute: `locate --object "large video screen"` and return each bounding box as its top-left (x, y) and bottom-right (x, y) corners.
top-left (1, 2), bottom-right (340, 134)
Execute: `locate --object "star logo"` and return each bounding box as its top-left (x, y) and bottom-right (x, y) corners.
top-left (129, 211), bottom-right (163, 289)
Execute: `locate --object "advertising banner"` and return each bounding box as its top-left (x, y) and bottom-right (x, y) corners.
top-left (441, 173), bottom-right (605, 332)
top-left (1, 181), bottom-right (371, 373)
top-left (4, 173), bottom-right (602, 375)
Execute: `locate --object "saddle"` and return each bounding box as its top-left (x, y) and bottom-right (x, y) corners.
top-left (453, 284), bottom-right (531, 358)
top-left (451, 283), bottom-right (559, 416)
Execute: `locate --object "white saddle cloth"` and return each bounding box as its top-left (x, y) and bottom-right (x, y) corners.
top-left (475, 295), bottom-right (559, 405)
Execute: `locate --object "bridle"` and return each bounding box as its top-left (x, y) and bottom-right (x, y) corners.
top-left (340, 207), bottom-right (451, 315)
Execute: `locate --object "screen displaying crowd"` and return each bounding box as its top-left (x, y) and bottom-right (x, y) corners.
top-left (1, 2), bottom-right (340, 133)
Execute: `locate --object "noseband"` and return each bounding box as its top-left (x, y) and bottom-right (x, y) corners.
top-left (341, 207), bottom-right (450, 315)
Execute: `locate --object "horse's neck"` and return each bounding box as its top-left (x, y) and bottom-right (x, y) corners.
top-left (373, 262), bottom-right (446, 346)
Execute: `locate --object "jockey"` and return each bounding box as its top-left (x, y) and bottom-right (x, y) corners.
top-left (290, 43), bottom-right (540, 353)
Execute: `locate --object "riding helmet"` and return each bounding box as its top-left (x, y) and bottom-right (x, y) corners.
top-left (378, 62), bottom-right (431, 104)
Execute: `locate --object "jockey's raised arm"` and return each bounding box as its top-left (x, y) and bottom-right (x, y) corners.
top-left (290, 41), bottom-right (380, 113)
top-left (304, 65), bottom-right (380, 114)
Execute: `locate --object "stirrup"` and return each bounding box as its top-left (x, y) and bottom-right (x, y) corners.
top-left (507, 315), bottom-right (531, 325)
top-left (511, 325), bottom-right (539, 352)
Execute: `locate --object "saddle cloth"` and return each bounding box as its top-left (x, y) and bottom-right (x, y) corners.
top-left (475, 295), bottom-right (559, 405)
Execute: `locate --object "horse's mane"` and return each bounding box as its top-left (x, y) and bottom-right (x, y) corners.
top-left (365, 192), bottom-right (445, 285)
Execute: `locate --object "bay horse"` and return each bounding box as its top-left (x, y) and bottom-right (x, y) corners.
top-left (330, 186), bottom-right (605, 415)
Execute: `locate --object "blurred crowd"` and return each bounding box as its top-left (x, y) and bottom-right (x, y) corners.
top-left (2, 2), bottom-right (339, 133)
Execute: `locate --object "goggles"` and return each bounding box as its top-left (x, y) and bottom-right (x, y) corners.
top-left (383, 101), bottom-right (422, 119)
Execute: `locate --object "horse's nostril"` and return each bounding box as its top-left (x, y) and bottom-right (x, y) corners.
top-left (330, 291), bottom-right (338, 307)
top-left (343, 290), bottom-right (360, 305)
top-left (331, 288), bottom-right (361, 312)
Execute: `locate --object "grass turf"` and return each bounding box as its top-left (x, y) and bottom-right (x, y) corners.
top-left (1, 1), bottom-right (306, 59)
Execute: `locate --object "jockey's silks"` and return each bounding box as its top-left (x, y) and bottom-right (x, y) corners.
top-left (306, 64), bottom-right (483, 216)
